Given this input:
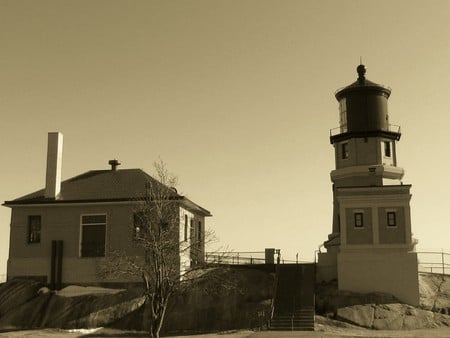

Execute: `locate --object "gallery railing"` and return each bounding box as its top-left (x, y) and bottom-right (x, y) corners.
top-left (329, 124), bottom-right (401, 137)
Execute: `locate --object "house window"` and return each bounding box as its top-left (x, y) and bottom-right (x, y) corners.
top-left (81, 214), bottom-right (106, 257)
top-left (184, 214), bottom-right (188, 241)
top-left (28, 215), bottom-right (41, 244)
top-left (133, 212), bottom-right (146, 240)
top-left (384, 141), bottom-right (391, 157)
top-left (197, 221), bottom-right (202, 242)
top-left (342, 143), bottom-right (349, 159)
top-left (387, 211), bottom-right (396, 227)
top-left (354, 212), bottom-right (364, 228)
top-left (190, 219), bottom-right (194, 240)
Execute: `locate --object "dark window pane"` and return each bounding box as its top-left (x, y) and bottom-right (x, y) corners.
top-left (342, 143), bottom-right (349, 159)
top-left (81, 224), bottom-right (106, 257)
top-left (28, 215), bottom-right (41, 244)
top-left (184, 215), bottom-right (188, 241)
top-left (133, 212), bottom-right (146, 239)
top-left (384, 141), bottom-right (391, 157)
top-left (387, 212), bottom-right (396, 227)
top-left (354, 213), bottom-right (363, 228)
top-left (198, 221), bottom-right (202, 242)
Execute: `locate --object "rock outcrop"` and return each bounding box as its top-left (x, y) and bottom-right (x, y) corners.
top-left (337, 303), bottom-right (450, 330)
top-left (0, 280), bottom-right (144, 331)
top-left (419, 273), bottom-right (450, 314)
top-left (0, 267), bottom-right (275, 333)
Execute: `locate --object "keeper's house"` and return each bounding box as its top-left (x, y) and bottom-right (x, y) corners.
top-left (3, 132), bottom-right (211, 287)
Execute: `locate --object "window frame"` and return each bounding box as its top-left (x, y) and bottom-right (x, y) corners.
top-left (80, 213), bottom-right (107, 258)
top-left (27, 215), bottom-right (41, 244)
top-left (197, 221), bottom-right (202, 242)
top-left (339, 98), bottom-right (347, 133)
top-left (387, 211), bottom-right (397, 227)
top-left (354, 212), bottom-right (364, 228)
top-left (341, 142), bottom-right (349, 160)
top-left (184, 214), bottom-right (188, 241)
top-left (384, 141), bottom-right (392, 158)
top-left (133, 211), bottom-right (146, 241)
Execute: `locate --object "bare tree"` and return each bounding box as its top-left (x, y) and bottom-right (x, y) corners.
top-left (100, 160), bottom-right (215, 338)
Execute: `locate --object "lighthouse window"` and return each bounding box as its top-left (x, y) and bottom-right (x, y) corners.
top-left (354, 212), bottom-right (364, 228)
top-left (342, 143), bottom-right (349, 159)
top-left (384, 141), bottom-right (391, 157)
top-left (387, 212), bottom-right (396, 227)
top-left (339, 98), bottom-right (347, 132)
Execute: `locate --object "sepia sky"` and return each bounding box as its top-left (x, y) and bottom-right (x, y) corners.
top-left (1, 0), bottom-right (450, 276)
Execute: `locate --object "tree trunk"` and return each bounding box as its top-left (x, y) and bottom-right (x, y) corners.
top-left (146, 295), bottom-right (165, 338)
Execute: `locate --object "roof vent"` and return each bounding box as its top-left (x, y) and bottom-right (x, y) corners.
top-left (108, 159), bottom-right (121, 171)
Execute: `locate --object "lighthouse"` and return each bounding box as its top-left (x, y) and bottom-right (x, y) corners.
top-left (317, 65), bottom-right (419, 306)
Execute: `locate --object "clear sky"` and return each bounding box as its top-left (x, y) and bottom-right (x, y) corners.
top-left (1, 0), bottom-right (450, 277)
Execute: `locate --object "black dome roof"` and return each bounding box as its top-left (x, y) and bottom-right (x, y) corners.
top-left (335, 65), bottom-right (391, 100)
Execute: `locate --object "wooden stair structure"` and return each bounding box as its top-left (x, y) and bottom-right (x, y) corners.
top-left (269, 264), bottom-right (315, 331)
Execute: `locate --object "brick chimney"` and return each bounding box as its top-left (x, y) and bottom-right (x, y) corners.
top-left (44, 132), bottom-right (63, 199)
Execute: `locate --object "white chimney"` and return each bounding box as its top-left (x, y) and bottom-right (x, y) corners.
top-left (45, 132), bottom-right (63, 199)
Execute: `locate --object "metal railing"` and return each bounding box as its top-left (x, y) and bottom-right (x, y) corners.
top-left (417, 251), bottom-right (450, 275)
top-left (205, 251), bottom-right (312, 265)
top-left (205, 251), bottom-right (267, 265)
top-left (329, 124), bottom-right (401, 137)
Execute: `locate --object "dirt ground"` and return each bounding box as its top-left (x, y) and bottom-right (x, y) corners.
top-left (2, 327), bottom-right (450, 338)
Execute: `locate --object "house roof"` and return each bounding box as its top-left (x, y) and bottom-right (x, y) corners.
top-left (3, 169), bottom-right (211, 216)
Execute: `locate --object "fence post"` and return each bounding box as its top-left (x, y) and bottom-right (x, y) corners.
top-left (442, 250), bottom-right (445, 276)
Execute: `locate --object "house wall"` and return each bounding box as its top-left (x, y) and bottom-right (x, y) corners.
top-left (179, 207), bottom-right (206, 276)
top-left (7, 202), bottom-right (189, 284)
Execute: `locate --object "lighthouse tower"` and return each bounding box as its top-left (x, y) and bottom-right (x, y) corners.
top-left (317, 65), bottom-right (419, 306)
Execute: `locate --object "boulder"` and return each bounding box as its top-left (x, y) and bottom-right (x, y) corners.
top-left (336, 304), bottom-right (374, 328)
top-left (372, 305), bottom-right (403, 330)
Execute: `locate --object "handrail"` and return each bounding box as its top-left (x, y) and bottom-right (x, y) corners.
top-left (417, 251), bottom-right (450, 275)
top-left (417, 251), bottom-right (450, 256)
top-left (205, 252), bottom-right (313, 265)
